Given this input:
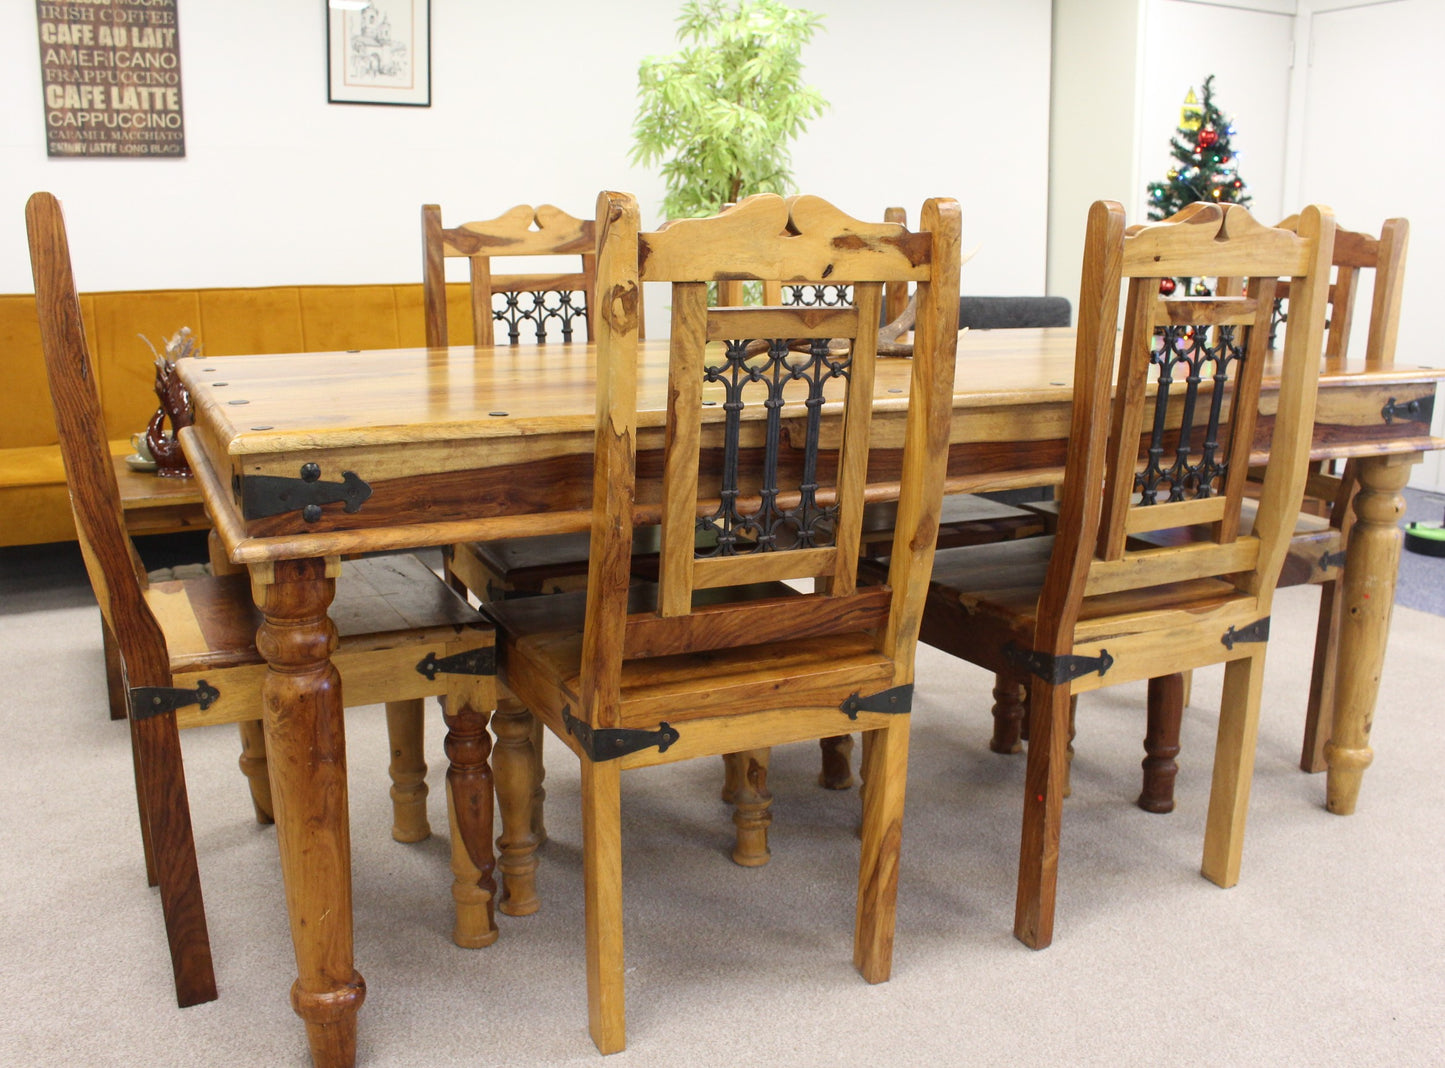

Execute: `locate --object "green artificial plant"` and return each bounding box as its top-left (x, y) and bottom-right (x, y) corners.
top-left (630, 0), bottom-right (828, 220)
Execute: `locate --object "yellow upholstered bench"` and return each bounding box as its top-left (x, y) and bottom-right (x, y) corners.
top-left (1, 281), bottom-right (482, 546)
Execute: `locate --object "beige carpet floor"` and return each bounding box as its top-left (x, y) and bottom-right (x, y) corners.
top-left (1, 564), bottom-right (1443, 1066)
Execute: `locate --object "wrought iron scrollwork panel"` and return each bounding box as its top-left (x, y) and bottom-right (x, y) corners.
top-left (493, 289), bottom-right (587, 343)
top-left (1135, 322), bottom-right (1247, 504)
top-left (1268, 295), bottom-right (1287, 350)
top-left (780, 283), bottom-right (853, 308)
top-left (697, 336), bottom-right (851, 557)
top-left (1268, 294), bottom-right (1332, 352)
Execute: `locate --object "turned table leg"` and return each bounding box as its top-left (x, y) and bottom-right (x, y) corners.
top-left (1139, 674), bottom-right (1184, 813)
top-left (1325, 451), bottom-right (1419, 816)
top-left (254, 558), bottom-right (364, 1068)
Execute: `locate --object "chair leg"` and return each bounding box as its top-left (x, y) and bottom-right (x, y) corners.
top-left (990, 671), bottom-right (1027, 753)
top-left (237, 719), bottom-right (274, 824)
top-left (581, 756), bottom-right (626, 1054)
top-left (720, 752), bottom-right (741, 803)
top-left (130, 715), bottom-right (159, 888)
top-left (385, 699), bottom-right (430, 843)
top-left (102, 616), bottom-right (127, 721)
top-left (1014, 680), bottom-right (1072, 950)
top-left (818, 734), bottom-right (855, 789)
top-left (1139, 674), bottom-right (1184, 813)
top-left (725, 749), bottom-right (772, 867)
top-left (493, 693), bottom-right (541, 916)
top-left (1202, 651), bottom-right (1266, 888)
top-left (443, 673), bottom-right (498, 949)
top-left (441, 544), bottom-right (470, 600)
top-left (131, 709), bottom-right (218, 1006)
top-left (1300, 579), bottom-right (1343, 773)
top-left (1063, 696), bottom-right (1077, 799)
top-left (530, 714), bottom-right (548, 844)
top-left (854, 716), bottom-right (910, 983)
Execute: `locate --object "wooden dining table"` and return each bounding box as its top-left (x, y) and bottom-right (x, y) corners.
top-left (176, 327), bottom-right (1442, 1067)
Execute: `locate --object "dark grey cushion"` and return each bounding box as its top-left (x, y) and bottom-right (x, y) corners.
top-left (959, 296), bottom-right (1071, 329)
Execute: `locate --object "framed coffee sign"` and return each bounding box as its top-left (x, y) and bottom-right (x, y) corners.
top-left (36, 0), bottom-right (186, 158)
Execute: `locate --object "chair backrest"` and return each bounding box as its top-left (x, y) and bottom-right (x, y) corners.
top-left (25, 192), bottom-right (171, 689)
top-left (421, 203), bottom-right (598, 347)
top-left (757, 206), bottom-right (910, 323)
top-left (580, 191), bottom-right (960, 728)
top-left (1037, 200), bottom-right (1335, 655)
top-left (1272, 214), bottom-right (1408, 366)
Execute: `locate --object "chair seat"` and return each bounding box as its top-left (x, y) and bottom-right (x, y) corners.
top-left (149, 554), bottom-right (489, 728)
top-left (458, 493), bottom-right (1043, 600)
top-left (1130, 499), bottom-right (1342, 586)
top-left (489, 581), bottom-right (894, 733)
top-left (861, 492), bottom-right (1045, 554)
top-left (453, 526), bottom-right (664, 600)
top-left (921, 536), bottom-right (1245, 635)
top-left (153, 554), bottom-right (480, 668)
top-left (1022, 496), bottom-right (1342, 586)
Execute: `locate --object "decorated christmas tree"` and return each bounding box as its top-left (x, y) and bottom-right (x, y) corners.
top-left (1146, 75), bottom-right (1252, 222)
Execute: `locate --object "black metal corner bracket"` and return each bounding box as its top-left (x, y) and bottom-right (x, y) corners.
top-left (129, 680), bottom-right (220, 721)
top-left (562, 706), bottom-right (679, 762)
top-left (1003, 642), bottom-right (1113, 686)
top-left (1319, 550), bottom-right (1347, 573)
top-left (1221, 617), bottom-right (1270, 649)
top-left (840, 684), bottom-right (914, 720)
top-left (415, 648), bottom-right (496, 680)
top-left (239, 463), bottom-right (372, 523)
top-left (1381, 394), bottom-right (1434, 426)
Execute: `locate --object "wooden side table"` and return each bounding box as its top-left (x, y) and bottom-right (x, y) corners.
top-left (114, 455), bottom-right (209, 536)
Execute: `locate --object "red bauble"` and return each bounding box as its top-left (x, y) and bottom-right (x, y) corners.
top-left (1159, 277), bottom-right (1177, 295)
top-left (1197, 127), bottom-right (1219, 148)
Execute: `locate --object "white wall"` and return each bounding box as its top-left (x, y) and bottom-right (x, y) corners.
top-left (1055, 0), bottom-right (1443, 490)
top-left (1046, 0), bottom-right (1144, 314)
top-left (795, 0), bottom-right (1052, 297)
top-left (1137, 0), bottom-right (1295, 227)
top-left (1290, 0), bottom-right (1445, 489)
top-left (2, 0), bottom-right (1053, 337)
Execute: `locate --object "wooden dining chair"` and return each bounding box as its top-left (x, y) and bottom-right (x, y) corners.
top-left (1133, 214), bottom-right (1410, 810)
top-left (751, 209), bottom-right (1048, 795)
top-left (27, 191), bottom-right (500, 1008)
top-left (484, 191), bottom-right (961, 1052)
top-left (421, 201), bottom-right (601, 348)
top-left (899, 199), bottom-right (1335, 950)
top-left (423, 201), bottom-right (648, 851)
top-left (424, 201), bottom-right (653, 598)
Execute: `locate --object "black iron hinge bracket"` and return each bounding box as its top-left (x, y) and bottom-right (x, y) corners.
top-left (239, 463), bottom-right (372, 523)
top-left (840, 684), bottom-right (914, 720)
top-left (1003, 642), bottom-right (1113, 685)
top-left (1381, 393), bottom-right (1434, 426)
top-left (129, 680), bottom-right (220, 721)
top-left (416, 647), bottom-right (496, 680)
top-left (1221, 617), bottom-right (1271, 649)
top-left (562, 706), bottom-right (679, 762)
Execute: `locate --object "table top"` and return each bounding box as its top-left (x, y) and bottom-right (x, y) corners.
top-left (178, 329), bottom-right (1443, 451)
top-left (175, 328), bottom-right (1444, 565)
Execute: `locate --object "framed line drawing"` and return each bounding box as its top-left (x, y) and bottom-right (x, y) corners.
top-left (327, 0), bottom-right (431, 107)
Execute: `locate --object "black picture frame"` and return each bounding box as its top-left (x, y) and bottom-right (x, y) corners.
top-left (326, 0), bottom-right (431, 107)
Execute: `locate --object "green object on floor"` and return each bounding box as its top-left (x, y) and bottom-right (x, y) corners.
top-left (1405, 521), bottom-right (1445, 557)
